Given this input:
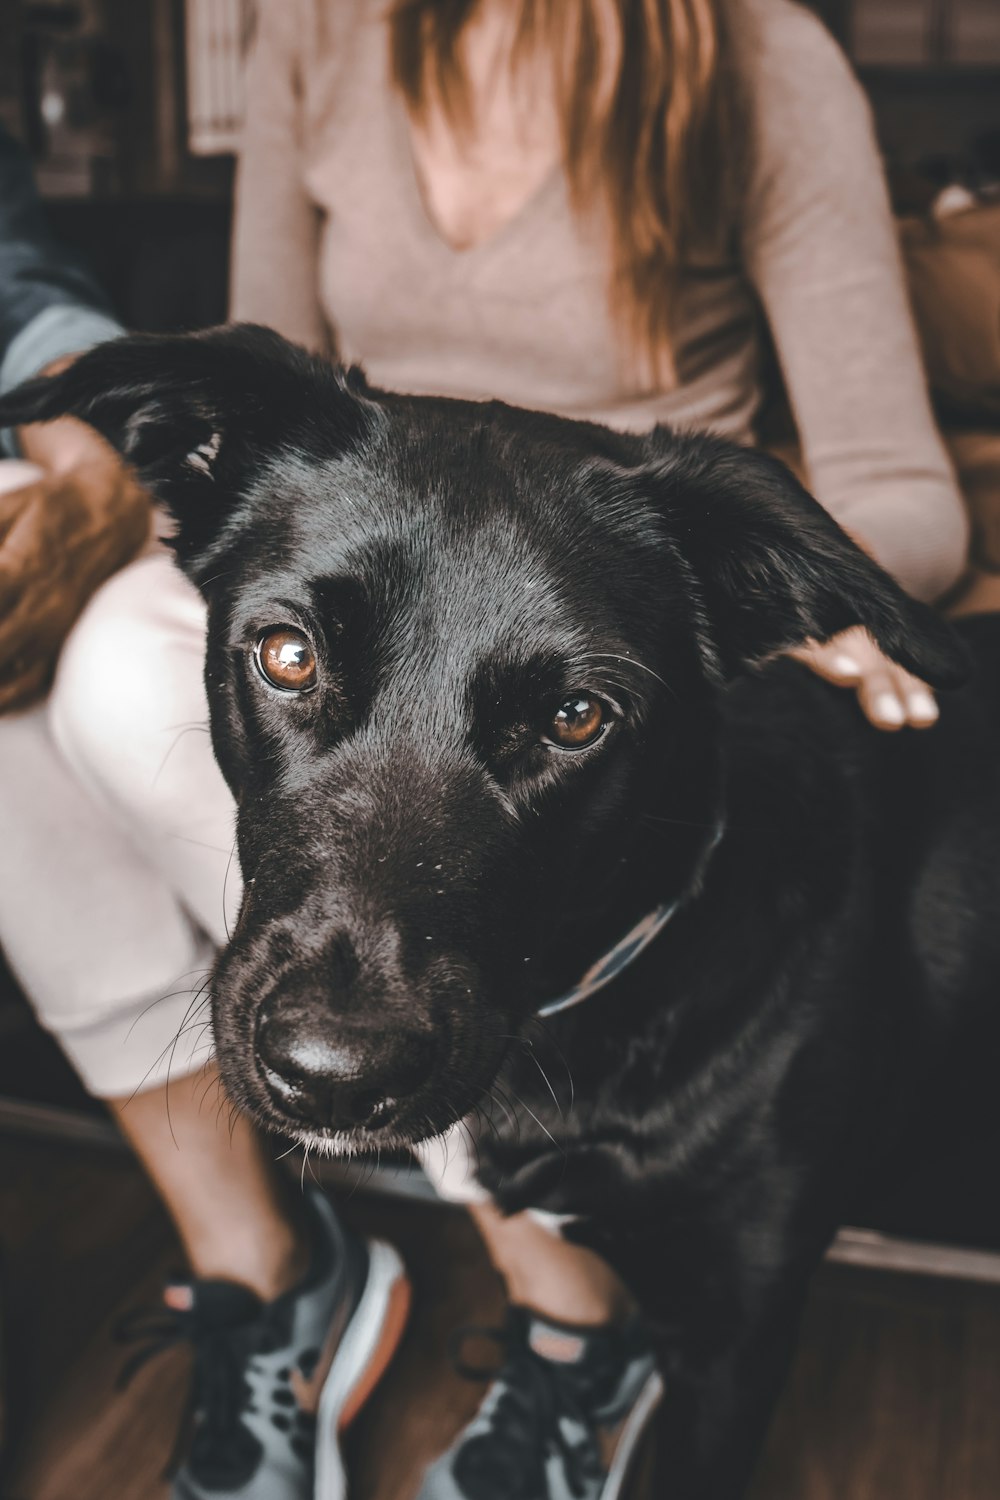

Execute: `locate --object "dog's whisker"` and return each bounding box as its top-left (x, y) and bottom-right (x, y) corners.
top-left (487, 1083), bottom-right (520, 1140)
top-left (158, 982), bottom-right (216, 1067)
top-left (472, 1099), bottom-right (499, 1148)
top-left (151, 724), bottom-right (212, 792)
top-left (119, 974), bottom-right (217, 1115)
top-left (196, 567), bottom-right (236, 590)
top-left (579, 651), bottom-right (677, 701)
top-left (221, 837), bottom-right (240, 943)
top-left (485, 1097), bottom-right (504, 1144)
top-left (527, 1017), bottom-right (576, 1112)
top-left (459, 1115), bottom-right (483, 1179)
top-left (168, 1002), bottom-right (215, 1040)
top-left (508, 1088), bottom-right (563, 1154)
top-left (122, 967), bottom-right (215, 1040)
top-left (171, 1019), bottom-right (216, 1058)
top-left (521, 1039), bottom-right (564, 1119)
top-left (166, 833), bottom-right (234, 855)
top-left (196, 1067), bottom-right (226, 1114)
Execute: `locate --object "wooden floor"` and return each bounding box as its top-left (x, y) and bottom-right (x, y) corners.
top-left (3, 1135), bottom-right (1000, 1500)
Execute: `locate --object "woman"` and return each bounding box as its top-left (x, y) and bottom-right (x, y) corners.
top-left (233, 0), bottom-right (965, 718)
top-left (1, 3), bottom-right (967, 1498)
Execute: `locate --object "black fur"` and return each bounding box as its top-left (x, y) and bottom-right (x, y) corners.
top-left (6, 325), bottom-right (998, 1498)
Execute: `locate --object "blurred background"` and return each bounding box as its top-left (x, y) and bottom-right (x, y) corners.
top-left (0, 0), bottom-right (997, 333)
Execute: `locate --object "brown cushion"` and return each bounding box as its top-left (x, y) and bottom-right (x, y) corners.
top-left (900, 205), bottom-right (1000, 422)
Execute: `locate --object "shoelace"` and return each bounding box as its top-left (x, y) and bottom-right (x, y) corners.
top-left (115, 1295), bottom-right (257, 1479)
top-left (449, 1320), bottom-right (608, 1500)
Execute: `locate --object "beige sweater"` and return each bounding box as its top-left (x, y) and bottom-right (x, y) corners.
top-left (231, 0), bottom-right (968, 602)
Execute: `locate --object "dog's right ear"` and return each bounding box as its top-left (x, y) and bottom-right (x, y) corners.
top-left (0, 324), bottom-right (372, 576)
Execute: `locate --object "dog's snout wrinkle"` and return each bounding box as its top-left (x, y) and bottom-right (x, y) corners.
top-left (327, 930), bottom-right (361, 991)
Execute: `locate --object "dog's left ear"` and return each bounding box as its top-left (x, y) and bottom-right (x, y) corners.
top-left (645, 436), bottom-right (968, 690)
top-left (0, 324), bottom-right (371, 574)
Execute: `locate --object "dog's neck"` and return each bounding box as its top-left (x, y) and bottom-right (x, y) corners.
top-left (537, 815), bottom-right (725, 1017)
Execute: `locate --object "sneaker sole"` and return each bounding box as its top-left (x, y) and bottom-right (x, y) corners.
top-left (314, 1237), bottom-right (411, 1500)
top-left (602, 1368), bottom-right (665, 1500)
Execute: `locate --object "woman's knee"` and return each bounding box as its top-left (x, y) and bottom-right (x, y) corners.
top-left (48, 552), bottom-right (213, 828)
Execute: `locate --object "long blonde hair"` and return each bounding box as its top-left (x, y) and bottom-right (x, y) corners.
top-left (390, 0), bottom-right (740, 373)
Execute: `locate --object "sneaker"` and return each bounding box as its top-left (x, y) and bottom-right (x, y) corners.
top-left (116, 1189), bottom-right (410, 1500)
top-left (415, 1307), bottom-right (663, 1500)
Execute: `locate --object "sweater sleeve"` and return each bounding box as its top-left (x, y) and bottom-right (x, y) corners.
top-left (0, 127), bottom-right (123, 452)
top-left (229, 0), bottom-right (329, 353)
top-left (740, 2), bottom-right (968, 602)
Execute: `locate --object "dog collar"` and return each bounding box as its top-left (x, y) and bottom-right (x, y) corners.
top-left (537, 819), bottom-right (724, 1019)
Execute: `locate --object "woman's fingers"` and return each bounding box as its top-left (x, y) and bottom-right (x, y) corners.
top-left (855, 668), bottom-right (908, 730)
top-left (857, 665), bottom-right (938, 731)
top-left (791, 626), bottom-right (939, 732)
top-left (893, 667), bottom-right (939, 727)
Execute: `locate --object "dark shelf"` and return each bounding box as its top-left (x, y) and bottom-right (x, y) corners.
top-left (39, 186), bottom-right (232, 207)
top-left (858, 63), bottom-right (1000, 85)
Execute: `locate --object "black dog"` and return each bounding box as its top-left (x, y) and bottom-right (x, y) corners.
top-left (5, 325), bottom-right (999, 1497)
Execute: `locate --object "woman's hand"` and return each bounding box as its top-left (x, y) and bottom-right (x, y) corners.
top-left (790, 625), bottom-right (938, 731)
top-left (0, 410), bottom-right (151, 713)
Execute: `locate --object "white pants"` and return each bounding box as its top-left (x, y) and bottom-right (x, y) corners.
top-left (0, 550), bottom-right (238, 1096)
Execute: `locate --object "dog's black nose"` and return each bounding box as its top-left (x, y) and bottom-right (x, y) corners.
top-left (255, 1010), bottom-right (433, 1133)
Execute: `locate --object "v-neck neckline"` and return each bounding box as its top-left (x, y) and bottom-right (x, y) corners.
top-left (388, 71), bottom-right (563, 262)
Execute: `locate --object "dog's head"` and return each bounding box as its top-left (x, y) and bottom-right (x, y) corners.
top-left (1, 325), bottom-right (967, 1149)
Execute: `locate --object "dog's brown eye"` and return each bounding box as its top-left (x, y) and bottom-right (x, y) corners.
top-left (254, 629), bottom-right (317, 693)
top-left (546, 694), bottom-right (607, 750)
